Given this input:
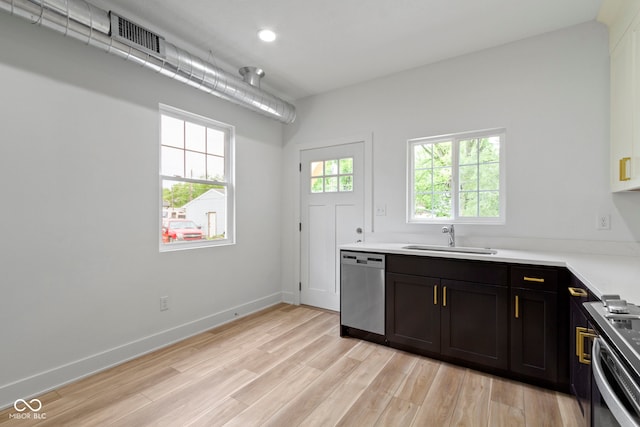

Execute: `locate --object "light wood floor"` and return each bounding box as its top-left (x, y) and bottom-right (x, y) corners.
top-left (0, 303), bottom-right (582, 426)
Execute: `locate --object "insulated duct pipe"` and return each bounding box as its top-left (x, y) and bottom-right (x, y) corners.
top-left (0, 0), bottom-right (296, 124)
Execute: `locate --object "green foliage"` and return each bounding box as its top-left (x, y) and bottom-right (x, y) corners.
top-left (339, 158), bottom-right (353, 174)
top-left (311, 178), bottom-right (323, 193)
top-left (414, 141), bottom-right (453, 218)
top-left (163, 182), bottom-right (219, 207)
top-left (324, 159), bottom-right (338, 175)
top-left (310, 157), bottom-right (354, 193)
top-left (413, 137), bottom-right (501, 219)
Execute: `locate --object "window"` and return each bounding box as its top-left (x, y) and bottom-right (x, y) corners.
top-left (160, 104), bottom-right (234, 249)
top-left (310, 158), bottom-right (353, 193)
top-left (408, 129), bottom-right (505, 223)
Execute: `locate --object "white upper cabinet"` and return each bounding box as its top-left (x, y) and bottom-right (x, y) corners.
top-left (600, 0), bottom-right (640, 191)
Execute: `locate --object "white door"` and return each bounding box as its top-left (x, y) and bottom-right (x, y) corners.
top-left (300, 142), bottom-right (365, 311)
top-left (207, 212), bottom-right (217, 238)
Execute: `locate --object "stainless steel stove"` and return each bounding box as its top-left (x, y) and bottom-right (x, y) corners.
top-left (585, 298), bottom-right (640, 427)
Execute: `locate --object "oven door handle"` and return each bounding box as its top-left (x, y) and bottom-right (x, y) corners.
top-left (592, 337), bottom-right (640, 427)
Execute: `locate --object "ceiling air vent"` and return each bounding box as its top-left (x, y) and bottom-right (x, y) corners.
top-left (109, 12), bottom-right (166, 58)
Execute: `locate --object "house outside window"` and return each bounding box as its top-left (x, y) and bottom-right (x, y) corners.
top-left (160, 104), bottom-right (235, 250)
top-left (408, 129), bottom-right (505, 224)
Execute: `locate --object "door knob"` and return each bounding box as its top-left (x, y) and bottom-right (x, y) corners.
top-left (356, 227), bottom-right (363, 234)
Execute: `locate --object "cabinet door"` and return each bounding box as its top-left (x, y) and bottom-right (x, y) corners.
top-left (631, 18), bottom-right (640, 188)
top-left (441, 279), bottom-right (508, 369)
top-left (385, 273), bottom-right (440, 353)
top-left (510, 288), bottom-right (558, 382)
top-left (611, 24), bottom-right (637, 190)
top-left (569, 284), bottom-right (594, 425)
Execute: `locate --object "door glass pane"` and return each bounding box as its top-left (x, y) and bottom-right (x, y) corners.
top-left (339, 175), bottom-right (353, 192)
top-left (325, 177), bottom-right (338, 192)
top-left (325, 160), bottom-right (338, 175)
top-left (311, 162), bottom-right (323, 177)
top-left (311, 178), bottom-right (323, 193)
top-left (339, 158), bottom-right (353, 174)
top-left (324, 160), bottom-right (338, 175)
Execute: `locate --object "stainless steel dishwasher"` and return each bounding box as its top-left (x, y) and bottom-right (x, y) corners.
top-left (340, 251), bottom-right (385, 336)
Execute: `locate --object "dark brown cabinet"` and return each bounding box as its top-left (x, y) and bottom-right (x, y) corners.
top-left (509, 266), bottom-right (561, 384)
top-left (385, 255), bottom-right (510, 371)
top-left (441, 279), bottom-right (509, 369)
top-left (381, 254), bottom-right (570, 390)
top-left (568, 275), bottom-right (596, 426)
top-left (510, 288), bottom-right (558, 380)
top-left (385, 273), bottom-right (440, 353)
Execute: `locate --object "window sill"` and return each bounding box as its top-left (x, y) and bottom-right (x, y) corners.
top-left (408, 218), bottom-right (506, 225)
top-left (159, 239), bottom-right (235, 252)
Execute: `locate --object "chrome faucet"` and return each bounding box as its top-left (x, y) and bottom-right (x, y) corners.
top-left (442, 225), bottom-right (455, 247)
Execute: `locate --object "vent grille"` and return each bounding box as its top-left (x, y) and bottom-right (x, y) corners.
top-left (110, 13), bottom-right (165, 58)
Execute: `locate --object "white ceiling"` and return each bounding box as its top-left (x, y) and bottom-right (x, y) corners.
top-left (91, 0), bottom-right (603, 101)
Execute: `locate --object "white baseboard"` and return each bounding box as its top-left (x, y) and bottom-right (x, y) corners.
top-left (281, 291), bottom-right (297, 305)
top-left (0, 292), bottom-right (284, 411)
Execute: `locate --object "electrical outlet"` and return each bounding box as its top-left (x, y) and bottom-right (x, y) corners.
top-left (597, 214), bottom-right (611, 230)
top-left (160, 296), bottom-right (169, 311)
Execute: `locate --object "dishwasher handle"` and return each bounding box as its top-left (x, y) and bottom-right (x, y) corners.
top-left (341, 252), bottom-right (385, 268)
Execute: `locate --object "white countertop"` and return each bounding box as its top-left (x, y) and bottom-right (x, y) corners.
top-left (340, 242), bottom-right (640, 304)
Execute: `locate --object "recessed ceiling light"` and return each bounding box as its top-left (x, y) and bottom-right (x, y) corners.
top-left (257, 29), bottom-right (276, 42)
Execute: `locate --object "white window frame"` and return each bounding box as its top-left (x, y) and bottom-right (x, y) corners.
top-left (407, 128), bottom-right (506, 224)
top-left (159, 104), bottom-right (235, 251)
top-left (309, 157), bottom-right (355, 193)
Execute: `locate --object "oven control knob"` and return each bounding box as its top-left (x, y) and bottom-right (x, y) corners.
top-left (602, 295), bottom-right (622, 307)
top-left (608, 300), bottom-right (630, 314)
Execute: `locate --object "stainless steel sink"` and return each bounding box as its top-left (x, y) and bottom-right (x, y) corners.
top-left (402, 245), bottom-right (497, 255)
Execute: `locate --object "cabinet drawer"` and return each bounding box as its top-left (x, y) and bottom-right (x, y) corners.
top-left (511, 266), bottom-right (558, 292)
top-left (386, 255), bottom-right (508, 286)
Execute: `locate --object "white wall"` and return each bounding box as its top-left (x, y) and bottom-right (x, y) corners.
top-left (3, 10), bottom-right (640, 409)
top-left (282, 22), bottom-right (640, 297)
top-left (0, 12), bottom-right (283, 407)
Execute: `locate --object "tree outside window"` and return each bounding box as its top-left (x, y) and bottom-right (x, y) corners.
top-left (409, 130), bottom-right (505, 224)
